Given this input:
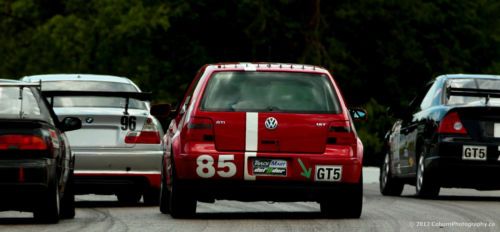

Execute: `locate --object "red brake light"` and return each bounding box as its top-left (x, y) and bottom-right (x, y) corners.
top-left (328, 121), bottom-right (356, 145)
top-left (0, 134), bottom-right (48, 150)
top-left (125, 117), bottom-right (161, 144)
top-left (438, 112), bottom-right (467, 134)
top-left (185, 117), bottom-right (214, 142)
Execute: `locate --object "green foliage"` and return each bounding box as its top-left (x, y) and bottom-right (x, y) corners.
top-left (0, 0), bottom-right (498, 163)
top-left (356, 98), bottom-right (394, 166)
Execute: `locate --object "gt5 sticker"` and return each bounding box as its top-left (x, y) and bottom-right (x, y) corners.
top-left (196, 154), bottom-right (236, 178)
top-left (315, 165), bottom-right (342, 182)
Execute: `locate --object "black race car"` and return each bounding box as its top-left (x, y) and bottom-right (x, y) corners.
top-left (0, 80), bottom-right (81, 223)
top-left (380, 74), bottom-right (500, 198)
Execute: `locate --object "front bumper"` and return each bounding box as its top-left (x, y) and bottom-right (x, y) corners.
top-left (73, 148), bottom-right (163, 193)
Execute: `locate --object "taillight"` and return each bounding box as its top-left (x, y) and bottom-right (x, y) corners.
top-left (0, 134), bottom-right (48, 150)
top-left (328, 121), bottom-right (356, 145)
top-left (185, 117), bottom-right (214, 142)
top-left (438, 112), bottom-right (467, 134)
top-left (125, 117), bottom-right (161, 144)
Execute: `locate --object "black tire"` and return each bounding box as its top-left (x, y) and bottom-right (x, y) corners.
top-left (169, 164), bottom-right (196, 218)
top-left (143, 187), bottom-right (160, 206)
top-left (34, 177), bottom-right (60, 223)
top-left (416, 154), bottom-right (440, 198)
top-left (320, 176), bottom-right (363, 218)
top-left (380, 153), bottom-right (404, 196)
top-left (116, 191), bottom-right (142, 204)
top-left (60, 171), bottom-right (75, 219)
top-left (159, 170), bottom-right (170, 214)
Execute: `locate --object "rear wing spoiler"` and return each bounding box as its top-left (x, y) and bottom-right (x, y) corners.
top-left (0, 82), bottom-right (41, 88)
top-left (0, 82), bottom-right (42, 117)
top-left (447, 87), bottom-right (500, 104)
top-left (42, 91), bottom-right (152, 115)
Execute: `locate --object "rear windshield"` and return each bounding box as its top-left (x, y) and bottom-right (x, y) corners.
top-left (201, 72), bottom-right (341, 113)
top-left (0, 87), bottom-right (48, 120)
top-left (42, 81), bottom-right (146, 109)
top-left (446, 78), bottom-right (500, 106)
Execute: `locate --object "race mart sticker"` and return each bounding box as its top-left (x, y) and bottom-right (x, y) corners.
top-left (252, 159), bottom-right (287, 176)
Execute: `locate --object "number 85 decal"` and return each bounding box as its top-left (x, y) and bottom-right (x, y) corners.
top-left (196, 154), bottom-right (236, 178)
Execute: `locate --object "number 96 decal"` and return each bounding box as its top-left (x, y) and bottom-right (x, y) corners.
top-left (196, 154), bottom-right (236, 178)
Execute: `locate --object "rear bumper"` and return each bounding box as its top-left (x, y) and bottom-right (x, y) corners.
top-left (72, 148), bottom-right (162, 193)
top-left (426, 140), bottom-right (500, 190)
top-left (179, 179), bottom-right (360, 202)
top-left (174, 148), bottom-right (362, 184)
top-left (425, 156), bottom-right (500, 190)
top-left (0, 159), bottom-right (55, 210)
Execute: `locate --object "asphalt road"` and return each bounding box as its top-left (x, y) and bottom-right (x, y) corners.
top-left (1, 167), bottom-right (499, 232)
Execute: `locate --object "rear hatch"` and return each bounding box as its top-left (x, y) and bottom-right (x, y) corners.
top-left (54, 107), bottom-right (148, 148)
top-left (197, 71), bottom-right (345, 154)
top-left (209, 113), bottom-right (346, 153)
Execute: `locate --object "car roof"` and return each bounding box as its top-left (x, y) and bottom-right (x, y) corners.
top-left (22, 74), bottom-right (133, 84)
top-left (206, 62), bottom-right (329, 73)
top-left (437, 74), bottom-right (500, 81)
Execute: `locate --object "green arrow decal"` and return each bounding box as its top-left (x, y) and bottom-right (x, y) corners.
top-left (298, 158), bottom-right (312, 179)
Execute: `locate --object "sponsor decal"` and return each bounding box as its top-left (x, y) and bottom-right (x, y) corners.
top-left (252, 159), bottom-right (287, 176)
top-left (297, 158), bottom-right (312, 179)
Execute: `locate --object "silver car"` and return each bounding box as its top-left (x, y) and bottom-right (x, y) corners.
top-left (21, 74), bottom-right (165, 205)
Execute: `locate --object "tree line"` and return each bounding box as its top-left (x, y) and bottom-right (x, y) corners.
top-left (1, 0), bottom-right (498, 164)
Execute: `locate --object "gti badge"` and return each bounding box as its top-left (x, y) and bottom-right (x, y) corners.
top-left (85, 117), bottom-right (94, 124)
top-left (265, 117), bottom-right (278, 130)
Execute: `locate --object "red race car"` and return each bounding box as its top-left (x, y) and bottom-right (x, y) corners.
top-left (159, 63), bottom-right (366, 218)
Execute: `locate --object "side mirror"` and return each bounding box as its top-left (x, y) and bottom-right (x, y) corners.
top-left (349, 108), bottom-right (367, 121)
top-left (60, 117), bottom-right (82, 132)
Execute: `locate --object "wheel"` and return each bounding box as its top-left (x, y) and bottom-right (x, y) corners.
top-left (380, 153), bottom-right (404, 196)
top-left (34, 177), bottom-right (60, 223)
top-left (116, 191), bottom-right (142, 204)
top-left (320, 176), bottom-right (363, 218)
top-left (416, 154), bottom-right (440, 198)
top-left (143, 187), bottom-right (160, 206)
top-left (169, 163), bottom-right (196, 218)
top-left (60, 171), bottom-right (76, 219)
top-left (159, 170), bottom-right (170, 214)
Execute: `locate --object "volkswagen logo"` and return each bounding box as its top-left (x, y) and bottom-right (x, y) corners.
top-left (85, 117), bottom-right (94, 124)
top-left (264, 117), bottom-right (278, 130)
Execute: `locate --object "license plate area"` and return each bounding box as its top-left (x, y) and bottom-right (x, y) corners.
top-left (462, 145), bottom-right (487, 161)
top-left (315, 165), bottom-right (342, 182)
top-left (251, 158), bottom-right (287, 176)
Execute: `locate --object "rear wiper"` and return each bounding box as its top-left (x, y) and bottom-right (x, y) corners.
top-left (265, 106), bottom-right (281, 112)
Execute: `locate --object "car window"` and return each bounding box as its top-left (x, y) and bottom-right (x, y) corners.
top-left (200, 72), bottom-right (341, 113)
top-left (0, 87), bottom-right (51, 121)
top-left (420, 81), bottom-right (442, 110)
top-left (42, 81), bottom-right (147, 109)
top-left (446, 78), bottom-right (500, 106)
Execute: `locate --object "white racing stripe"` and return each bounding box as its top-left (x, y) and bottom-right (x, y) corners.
top-left (244, 112), bottom-right (258, 180)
